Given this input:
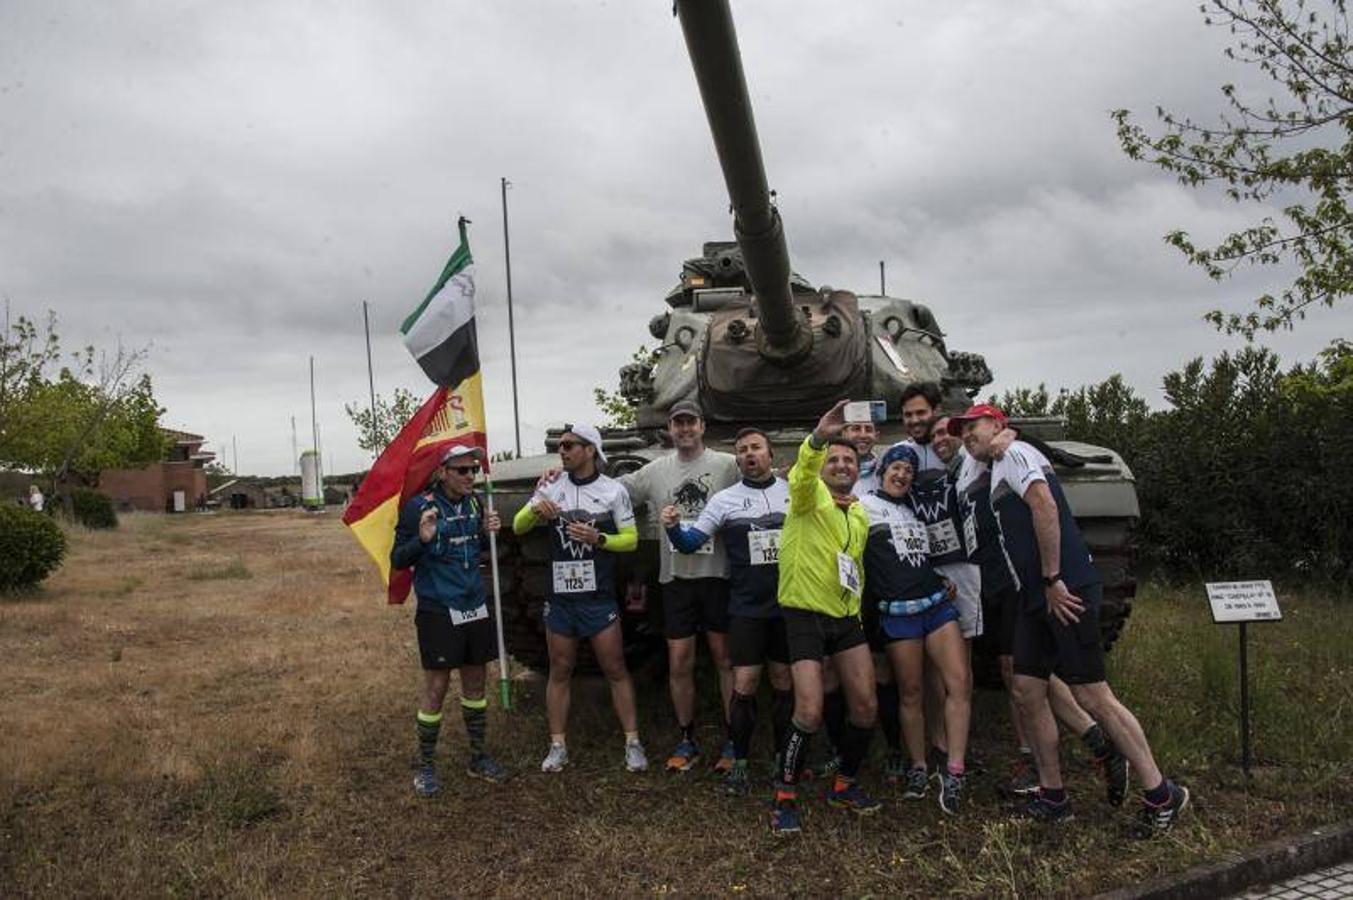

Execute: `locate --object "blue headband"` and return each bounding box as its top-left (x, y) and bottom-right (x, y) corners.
top-left (881, 443), bottom-right (920, 474)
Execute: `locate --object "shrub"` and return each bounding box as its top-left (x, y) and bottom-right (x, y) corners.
top-left (0, 505), bottom-right (67, 591)
top-left (68, 487), bottom-right (118, 529)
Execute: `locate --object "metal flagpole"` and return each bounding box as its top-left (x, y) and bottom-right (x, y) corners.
top-left (363, 301), bottom-right (379, 454)
top-left (501, 177), bottom-right (522, 457)
top-left (484, 478), bottom-right (511, 710)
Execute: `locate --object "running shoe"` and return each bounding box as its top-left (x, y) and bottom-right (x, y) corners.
top-left (466, 753), bottom-right (508, 784)
top-left (1000, 754), bottom-right (1040, 797)
top-left (769, 798), bottom-right (802, 836)
top-left (1095, 748), bottom-right (1131, 808)
top-left (665, 738), bottom-right (700, 773)
top-left (938, 771), bottom-right (964, 815)
top-left (883, 751), bottom-right (908, 785)
top-left (625, 739), bottom-right (649, 773)
top-left (902, 766), bottom-right (929, 800)
top-left (1013, 789), bottom-right (1074, 824)
top-left (827, 778), bottom-right (883, 816)
top-left (413, 763), bottom-right (441, 798)
top-left (721, 759), bottom-right (751, 796)
top-left (1133, 781), bottom-right (1190, 837)
top-left (540, 742), bottom-right (569, 773)
top-left (712, 739), bottom-right (736, 775)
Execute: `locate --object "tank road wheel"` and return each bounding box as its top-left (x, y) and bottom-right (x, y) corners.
top-left (491, 531), bottom-right (552, 673)
top-left (1078, 516), bottom-right (1137, 652)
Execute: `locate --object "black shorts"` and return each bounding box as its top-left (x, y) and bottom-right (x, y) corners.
top-left (663, 577), bottom-right (730, 639)
top-left (728, 615), bottom-right (790, 667)
top-left (1012, 582), bottom-right (1105, 685)
top-left (982, 584), bottom-right (1020, 657)
top-left (861, 602), bottom-right (886, 653)
top-left (782, 607), bottom-right (868, 664)
top-left (415, 609), bottom-right (497, 670)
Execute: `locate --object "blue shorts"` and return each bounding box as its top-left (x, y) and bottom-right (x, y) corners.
top-left (544, 598), bottom-right (619, 639)
top-left (880, 601), bottom-right (960, 643)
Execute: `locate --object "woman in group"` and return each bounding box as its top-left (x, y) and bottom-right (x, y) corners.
top-left (858, 444), bottom-right (973, 815)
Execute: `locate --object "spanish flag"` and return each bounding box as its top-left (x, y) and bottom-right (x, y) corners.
top-left (342, 218), bottom-right (490, 603)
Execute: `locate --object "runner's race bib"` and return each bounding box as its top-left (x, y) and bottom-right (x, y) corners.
top-left (552, 560), bottom-right (597, 594)
top-left (671, 520), bottom-right (714, 555)
top-left (926, 519), bottom-right (962, 557)
top-left (837, 552), bottom-right (861, 595)
top-left (449, 604), bottom-right (488, 626)
top-left (747, 529), bottom-right (782, 566)
top-left (889, 520), bottom-right (929, 562)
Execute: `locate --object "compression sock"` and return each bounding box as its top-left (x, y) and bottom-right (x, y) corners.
top-left (876, 682), bottom-right (901, 752)
top-left (838, 720), bottom-right (874, 780)
top-left (460, 697), bottom-right (487, 759)
top-left (1040, 786), bottom-right (1068, 804)
top-left (1081, 722), bottom-right (1111, 760)
top-left (823, 689), bottom-right (846, 752)
top-left (416, 710), bottom-right (443, 765)
top-left (1143, 780), bottom-right (1171, 805)
top-left (771, 689), bottom-right (794, 756)
top-left (729, 691), bottom-right (756, 760)
top-left (779, 719), bottom-right (816, 787)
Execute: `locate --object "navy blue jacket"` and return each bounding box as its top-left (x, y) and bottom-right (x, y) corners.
top-left (391, 487), bottom-right (488, 615)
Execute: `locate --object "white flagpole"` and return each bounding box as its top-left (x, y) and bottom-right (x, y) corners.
top-left (484, 478), bottom-right (512, 710)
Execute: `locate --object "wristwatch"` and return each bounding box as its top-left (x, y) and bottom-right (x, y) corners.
top-left (596, 532), bottom-right (608, 548)
top-left (1042, 572), bottom-right (1063, 587)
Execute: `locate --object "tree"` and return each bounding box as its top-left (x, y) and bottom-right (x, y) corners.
top-left (1114, 0), bottom-right (1353, 338)
top-left (592, 345), bottom-right (657, 429)
top-left (344, 388), bottom-right (421, 455)
top-left (0, 310), bottom-right (165, 486)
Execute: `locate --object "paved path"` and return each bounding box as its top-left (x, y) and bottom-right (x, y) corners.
top-left (1236, 860), bottom-right (1353, 898)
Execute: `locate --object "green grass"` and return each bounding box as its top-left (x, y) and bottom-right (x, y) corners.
top-left (185, 559), bottom-right (251, 581)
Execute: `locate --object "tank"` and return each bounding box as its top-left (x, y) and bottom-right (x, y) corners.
top-left (300, 451), bottom-right (324, 510)
top-left (488, 0), bottom-right (1138, 671)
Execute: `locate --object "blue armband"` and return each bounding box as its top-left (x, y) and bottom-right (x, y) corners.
top-left (666, 523), bottom-right (711, 554)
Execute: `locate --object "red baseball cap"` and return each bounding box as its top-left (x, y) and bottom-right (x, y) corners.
top-left (946, 403), bottom-right (1007, 435)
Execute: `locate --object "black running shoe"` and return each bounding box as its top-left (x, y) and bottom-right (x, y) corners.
top-left (902, 766), bottom-right (929, 800)
top-left (1013, 789), bottom-right (1074, 824)
top-left (1096, 748), bottom-right (1130, 808)
top-left (938, 771), bottom-right (964, 815)
top-left (1133, 781), bottom-right (1190, 837)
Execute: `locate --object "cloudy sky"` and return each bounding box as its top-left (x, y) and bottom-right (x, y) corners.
top-left (3, 1), bottom-right (1349, 476)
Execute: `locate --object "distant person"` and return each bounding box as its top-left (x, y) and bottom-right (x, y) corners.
top-left (512, 423), bottom-right (649, 774)
top-left (391, 445), bottom-right (508, 798)
top-left (953, 405), bottom-right (1190, 835)
top-left (29, 485), bottom-right (44, 513)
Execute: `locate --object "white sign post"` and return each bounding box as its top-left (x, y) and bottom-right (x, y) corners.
top-left (1205, 581), bottom-right (1282, 777)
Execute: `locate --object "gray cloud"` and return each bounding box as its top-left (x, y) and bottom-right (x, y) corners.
top-left (2, 0), bottom-right (1348, 475)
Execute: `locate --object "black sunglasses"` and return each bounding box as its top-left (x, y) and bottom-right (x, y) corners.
top-left (557, 440), bottom-right (582, 451)
top-left (447, 464), bottom-right (480, 475)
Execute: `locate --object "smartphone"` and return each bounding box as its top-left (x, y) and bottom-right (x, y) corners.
top-left (843, 400), bottom-right (887, 424)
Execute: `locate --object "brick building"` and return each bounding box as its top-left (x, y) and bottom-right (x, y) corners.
top-left (98, 430), bottom-right (215, 512)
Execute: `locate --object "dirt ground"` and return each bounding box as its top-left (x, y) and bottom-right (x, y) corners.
top-left (1, 511), bottom-right (1349, 898)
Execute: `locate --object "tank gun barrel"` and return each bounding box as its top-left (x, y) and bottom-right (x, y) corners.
top-left (675, 0), bottom-right (811, 363)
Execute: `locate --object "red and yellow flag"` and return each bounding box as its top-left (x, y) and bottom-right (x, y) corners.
top-left (343, 375), bottom-right (489, 604)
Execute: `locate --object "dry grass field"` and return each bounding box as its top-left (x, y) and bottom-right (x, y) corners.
top-left (1, 511), bottom-right (1350, 898)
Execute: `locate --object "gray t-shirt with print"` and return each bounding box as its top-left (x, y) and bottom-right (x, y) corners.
top-left (620, 448), bottom-right (739, 583)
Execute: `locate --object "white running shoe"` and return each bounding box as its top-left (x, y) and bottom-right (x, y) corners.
top-left (541, 742), bottom-right (569, 773)
top-left (625, 739), bottom-right (648, 772)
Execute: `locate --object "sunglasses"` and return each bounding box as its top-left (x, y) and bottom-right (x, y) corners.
top-left (446, 465), bottom-right (480, 475)
top-left (557, 440), bottom-right (583, 451)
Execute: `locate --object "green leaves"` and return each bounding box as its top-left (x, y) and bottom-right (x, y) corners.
top-left (1114, 0), bottom-right (1353, 338)
top-left (344, 388), bottom-right (422, 456)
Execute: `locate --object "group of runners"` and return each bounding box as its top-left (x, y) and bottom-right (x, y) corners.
top-left (391, 385), bottom-right (1190, 837)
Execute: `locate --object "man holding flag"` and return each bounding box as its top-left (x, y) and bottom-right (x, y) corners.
top-left (392, 445), bottom-right (508, 796)
top-left (344, 217), bottom-right (512, 797)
